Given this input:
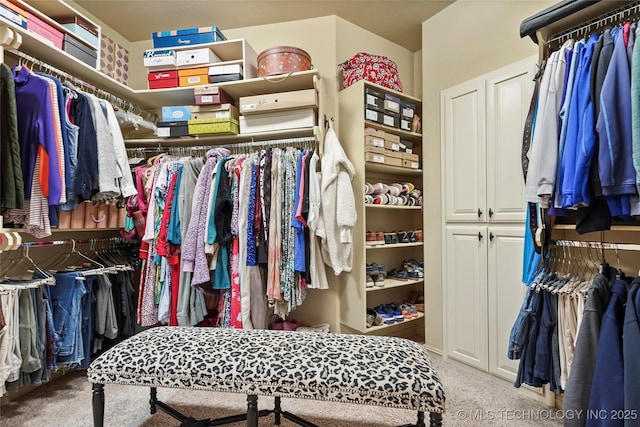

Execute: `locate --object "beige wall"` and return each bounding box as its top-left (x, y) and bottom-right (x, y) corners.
top-left (421, 0), bottom-right (554, 353)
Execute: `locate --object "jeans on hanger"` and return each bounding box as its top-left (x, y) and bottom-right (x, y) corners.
top-left (75, 276), bottom-right (96, 370)
top-left (46, 272), bottom-right (86, 365)
top-left (508, 273), bottom-right (542, 360)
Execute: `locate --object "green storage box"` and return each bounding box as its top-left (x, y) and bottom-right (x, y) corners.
top-left (188, 118), bottom-right (240, 135)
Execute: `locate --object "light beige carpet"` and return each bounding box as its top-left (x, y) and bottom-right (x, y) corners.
top-left (0, 358), bottom-right (562, 426)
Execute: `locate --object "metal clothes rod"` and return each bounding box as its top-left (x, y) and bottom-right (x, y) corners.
top-left (8, 49), bottom-right (158, 123)
top-left (552, 239), bottom-right (640, 252)
top-left (20, 237), bottom-right (137, 248)
top-left (548, 0), bottom-right (640, 46)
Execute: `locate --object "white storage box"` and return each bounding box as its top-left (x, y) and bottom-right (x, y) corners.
top-left (176, 48), bottom-right (221, 67)
top-left (239, 108), bottom-right (316, 134)
top-left (143, 49), bottom-right (177, 70)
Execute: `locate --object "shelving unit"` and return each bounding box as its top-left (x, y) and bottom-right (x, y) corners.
top-left (338, 80), bottom-right (424, 340)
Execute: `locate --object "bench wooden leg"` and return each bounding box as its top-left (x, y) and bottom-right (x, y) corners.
top-left (429, 412), bottom-right (443, 427)
top-left (92, 383), bottom-right (105, 427)
top-left (247, 395), bottom-right (259, 427)
top-left (150, 387), bottom-right (157, 414)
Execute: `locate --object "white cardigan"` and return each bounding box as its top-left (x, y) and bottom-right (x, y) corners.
top-left (317, 125), bottom-right (356, 275)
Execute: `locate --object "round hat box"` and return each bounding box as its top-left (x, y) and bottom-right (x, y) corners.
top-left (257, 46), bottom-right (311, 77)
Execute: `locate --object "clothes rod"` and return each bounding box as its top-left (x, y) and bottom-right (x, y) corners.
top-left (548, 0), bottom-right (640, 46)
top-left (552, 239), bottom-right (640, 252)
top-left (8, 49), bottom-right (158, 123)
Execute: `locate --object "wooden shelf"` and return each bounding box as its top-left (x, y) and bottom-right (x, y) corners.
top-left (365, 204), bottom-right (422, 210)
top-left (366, 242), bottom-right (424, 249)
top-left (125, 126), bottom-right (319, 147)
top-left (365, 312), bottom-right (425, 333)
top-left (367, 278), bottom-right (424, 292)
top-left (365, 162), bottom-right (422, 176)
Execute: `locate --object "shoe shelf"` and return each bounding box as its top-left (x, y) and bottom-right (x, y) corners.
top-left (366, 242), bottom-right (424, 250)
top-left (366, 312), bottom-right (425, 333)
top-left (338, 79), bottom-right (425, 338)
top-left (365, 205), bottom-right (422, 210)
top-left (367, 278), bottom-right (424, 292)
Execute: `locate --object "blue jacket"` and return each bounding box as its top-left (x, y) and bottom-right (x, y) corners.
top-left (587, 279), bottom-right (628, 427)
top-left (623, 279), bottom-right (640, 427)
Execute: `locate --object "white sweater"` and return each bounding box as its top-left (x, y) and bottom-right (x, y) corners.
top-left (317, 126), bottom-right (357, 275)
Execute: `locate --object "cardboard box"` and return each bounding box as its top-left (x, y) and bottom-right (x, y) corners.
top-left (385, 149), bottom-right (403, 159)
top-left (190, 104), bottom-right (238, 120)
top-left (364, 127), bottom-right (386, 139)
top-left (188, 117), bottom-right (239, 135)
top-left (143, 49), bottom-right (177, 69)
top-left (63, 33), bottom-right (97, 68)
top-left (385, 156), bottom-right (402, 167)
top-left (402, 152), bottom-right (419, 162)
top-left (176, 48), bottom-right (220, 67)
top-left (178, 67), bottom-right (208, 87)
top-left (365, 152), bottom-right (385, 164)
top-left (239, 89), bottom-right (317, 115)
top-left (147, 70), bottom-right (179, 89)
top-left (403, 159), bottom-right (420, 169)
top-left (364, 87), bottom-right (384, 109)
top-left (193, 86), bottom-right (234, 105)
top-left (208, 63), bottom-right (243, 76)
top-left (400, 117), bottom-right (412, 132)
top-left (401, 101), bottom-right (416, 119)
top-left (365, 135), bottom-right (385, 149)
top-left (100, 33), bottom-right (115, 76)
top-left (382, 111), bottom-right (400, 128)
top-left (161, 105), bottom-right (191, 121)
top-left (239, 108), bottom-right (315, 134)
top-left (27, 12), bottom-right (63, 49)
top-left (385, 139), bottom-right (400, 151)
top-left (0, 1), bottom-right (27, 29)
top-left (152, 26), bottom-right (226, 49)
top-left (157, 121), bottom-right (189, 138)
top-left (209, 74), bottom-right (243, 83)
top-left (384, 93), bottom-right (401, 114)
top-left (365, 145), bottom-right (385, 155)
top-left (114, 43), bottom-right (129, 86)
top-left (399, 140), bottom-right (413, 153)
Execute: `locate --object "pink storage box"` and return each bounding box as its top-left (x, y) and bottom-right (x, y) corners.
top-left (27, 12), bottom-right (63, 49)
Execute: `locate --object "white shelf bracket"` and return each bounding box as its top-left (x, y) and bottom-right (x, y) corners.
top-left (0, 25), bottom-right (21, 50)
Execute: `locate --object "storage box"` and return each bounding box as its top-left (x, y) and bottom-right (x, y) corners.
top-left (157, 121), bottom-right (189, 138)
top-left (61, 22), bottom-right (98, 47)
top-left (143, 49), bottom-right (177, 69)
top-left (239, 89), bottom-right (317, 115)
top-left (114, 43), bottom-right (129, 86)
top-left (257, 45), bottom-right (311, 77)
top-left (365, 145), bottom-right (385, 155)
top-left (402, 152), bottom-right (419, 162)
top-left (400, 117), bottom-right (412, 132)
top-left (365, 152), bottom-right (385, 164)
top-left (208, 63), bottom-right (243, 76)
top-left (403, 159), bottom-right (420, 169)
top-left (178, 67), bottom-right (208, 87)
top-left (0, 0), bottom-right (27, 29)
top-left (383, 93), bottom-right (401, 114)
top-left (401, 101), bottom-right (416, 119)
top-left (188, 117), bottom-right (239, 135)
top-left (190, 104), bottom-right (238, 120)
top-left (193, 85), bottom-right (234, 105)
top-left (100, 33), bottom-right (115, 76)
top-left (147, 70), bottom-right (179, 89)
top-left (63, 33), bottom-right (97, 67)
top-left (239, 108), bottom-right (315, 134)
top-left (27, 12), bottom-right (63, 49)
top-left (365, 135), bottom-right (385, 150)
top-left (385, 149), bottom-right (403, 159)
top-left (385, 156), bottom-right (402, 167)
top-left (364, 88), bottom-right (384, 109)
top-left (161, 105), bottom-right (191, 121)
top-left (364, 127), bottom-right (386, 139)
top-left (399, 140), bottom-right (413, 154)
top-left (176, 48), bottom-right (220, 67)
top-left (152, 26), bottom-right (226, 49)
top-left (209, 74), bottom-right (243, 83)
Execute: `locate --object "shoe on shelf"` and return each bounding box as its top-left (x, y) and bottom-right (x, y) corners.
top-left (366, 274), bottom-right (375, 288)
top-left (397, 231), bottom-right (410, 244)
top-left (297, 323), bottom-right (331, 333)
top-left (388, 269), bottom-right (408, 281)
top-left (415, 229), bottom-right (423, 241)
top-left (386, 303), bottom-right (404, 322)
top-left (375, 231), bottom-right (385, 245)
top-left (373, 305), bottom-right (395, 325)
top-left (366, 232), bottom-right (376, 246)
top-left (373, 274), bottom-right (385, 287)
top-left (366, 308), bottom-right (384, 327)
top-left (377, 264), bottom-right (387, 277)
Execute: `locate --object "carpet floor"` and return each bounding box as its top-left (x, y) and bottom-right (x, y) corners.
top-left (0, 357), bottom-right (562, 426)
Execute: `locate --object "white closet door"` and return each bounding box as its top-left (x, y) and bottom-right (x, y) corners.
top-left (485, 56), bottom-right (536, 223)
top-left (444, 225), bottom-right (488, 371)
top-left (486, 225), bottom-right (527, 383)
top-left (441, 78), bottom-right (486, 223)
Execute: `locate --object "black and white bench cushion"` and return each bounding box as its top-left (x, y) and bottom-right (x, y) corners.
top-left (87, 326), bottom-right (445, 415)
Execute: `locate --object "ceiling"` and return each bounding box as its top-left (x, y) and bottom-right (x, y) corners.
top-left (74, 0), bottom-right (453, 52)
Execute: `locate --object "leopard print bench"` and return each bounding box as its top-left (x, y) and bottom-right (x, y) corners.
top-left (87, 326), bottom-right (445, 427)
